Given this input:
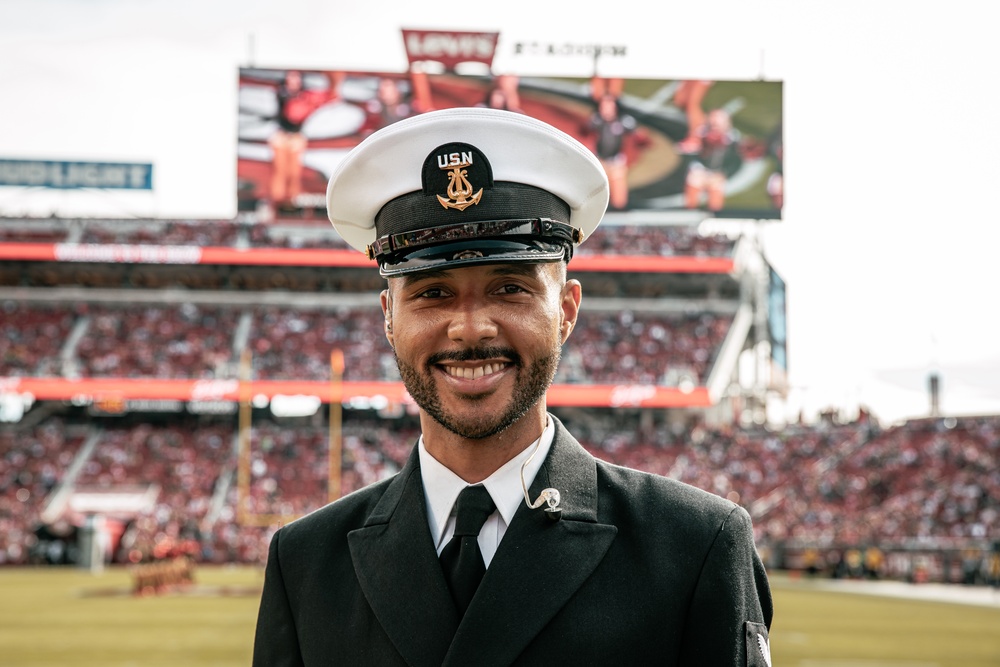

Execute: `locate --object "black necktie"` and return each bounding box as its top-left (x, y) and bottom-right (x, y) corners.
top-left (439, 485), bottom-right (496, 617)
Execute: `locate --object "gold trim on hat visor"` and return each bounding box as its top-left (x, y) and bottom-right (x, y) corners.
top-left (365, 218), bottom-right (584, 262)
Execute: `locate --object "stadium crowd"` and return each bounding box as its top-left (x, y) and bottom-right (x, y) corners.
top-left (577, 226), bottom-right (735, 257)
top-left (0, 418), bottom-right (85, 565)
top-left (74, 304), bottom-right (240, 379)
top-left (558, 311), bottom-right (731, 385)
top-left (0, 223), bottom-right (68, 243)
top-left (2, 215), bottom-right (995, 583)
top-left (0, 217), bottom-right (735, 258)
top-left (248, 307), bottom-right (394, 382)
top-left (78, 220), bottom-right (242, 247)
top-left (2, 410), bottom-right (997, 583)
top-left (3, 304), bottom-right (732, 386)
top-left (0, 302), bottom-right (76, 376)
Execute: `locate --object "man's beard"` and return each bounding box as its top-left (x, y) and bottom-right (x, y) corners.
top-left (396, 345), bottom-right (559, 440)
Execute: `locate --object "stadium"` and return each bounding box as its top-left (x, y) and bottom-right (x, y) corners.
top-left (2, 8), bottom-right (1000, 667)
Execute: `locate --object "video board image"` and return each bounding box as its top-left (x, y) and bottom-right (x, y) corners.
top-left (237, 68), bottom-right (783, 220)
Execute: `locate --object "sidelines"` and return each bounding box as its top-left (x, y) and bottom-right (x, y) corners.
top-left (773, 574), bottom-right (1000, 609)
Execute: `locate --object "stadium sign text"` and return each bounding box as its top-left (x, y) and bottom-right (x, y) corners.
top-left (610, 385), bottom-right (657, 407)
top-left (0, 159), bottom-right (153, 190)
top-left (53, 243), bottom-right (202, 264)
top-left (512, 42), bottom-right (627, 58)
top-left (191, 379), bottom-right (240, 401)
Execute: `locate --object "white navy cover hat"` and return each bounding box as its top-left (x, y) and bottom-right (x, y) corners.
top-left (326, 107), bottom-right (609, 277)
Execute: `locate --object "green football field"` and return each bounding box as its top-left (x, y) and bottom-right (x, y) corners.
top-left (1, 567), bottom-right (998, 666)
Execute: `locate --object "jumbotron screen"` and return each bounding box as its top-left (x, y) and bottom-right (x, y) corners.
top-left (237, 68), bottom-right (783, 220)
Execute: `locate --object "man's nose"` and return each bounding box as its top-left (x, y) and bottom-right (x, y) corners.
top-left (447, 302), bottom-right (499, 344)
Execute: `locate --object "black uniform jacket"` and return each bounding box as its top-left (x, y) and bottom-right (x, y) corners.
top-left (253, 418), bottom-right (774, 666)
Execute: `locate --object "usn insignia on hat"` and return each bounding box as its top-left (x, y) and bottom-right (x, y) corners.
top-left (423, 142), bottom-right (492, 212)
top-left (437, 153), bottom-right (482, 211)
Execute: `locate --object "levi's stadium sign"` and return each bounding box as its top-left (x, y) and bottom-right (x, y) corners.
top-left (401, 29), bottom-right (499, 71)
top-left (0, 159), bottom-right (153, 190)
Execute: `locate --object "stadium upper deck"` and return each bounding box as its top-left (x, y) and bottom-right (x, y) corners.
top-left (0, 214), bottom-right (768, 416)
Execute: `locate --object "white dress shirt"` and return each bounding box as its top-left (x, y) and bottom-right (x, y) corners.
top-left (418, 416), bottom-right (555, 568)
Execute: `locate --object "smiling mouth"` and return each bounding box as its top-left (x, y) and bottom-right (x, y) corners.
top-left (440, 362), bottom-right (509, 380)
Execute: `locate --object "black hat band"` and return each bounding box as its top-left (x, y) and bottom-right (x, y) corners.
top-left (367, 217), bottom-right (583, 262)
top-left (373, 181), bottom-right (571, 239)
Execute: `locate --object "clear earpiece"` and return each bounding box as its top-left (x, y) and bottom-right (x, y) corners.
top-left (520, 419), bottom-right (562, 520)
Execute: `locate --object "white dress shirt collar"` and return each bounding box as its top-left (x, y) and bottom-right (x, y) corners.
top-left (419, 415), bottom-right (555, 553)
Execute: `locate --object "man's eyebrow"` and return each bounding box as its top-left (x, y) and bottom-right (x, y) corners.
top-left (486, 264), bottom-right (544, 278)
top-left (396, 269), bottom-right (452, 287)
top-left (395, 263), bottom-right (545, 287)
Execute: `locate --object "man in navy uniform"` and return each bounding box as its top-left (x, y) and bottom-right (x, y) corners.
top-left (253, 107), bottom-right (773, 666)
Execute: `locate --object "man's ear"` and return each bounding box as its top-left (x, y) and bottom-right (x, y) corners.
top-left (380, 288), bottom-right (394, 349)
top-left (560, 278), bottom-right (582, 344)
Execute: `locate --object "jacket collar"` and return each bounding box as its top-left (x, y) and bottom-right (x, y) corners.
top-left (348, 417), bottom-right (618, 667)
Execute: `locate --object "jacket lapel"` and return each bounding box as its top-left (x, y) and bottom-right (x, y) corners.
top-left (348, 447), bottom-right (459, 667)
top-left (443, 419), bottom-right (618, 667)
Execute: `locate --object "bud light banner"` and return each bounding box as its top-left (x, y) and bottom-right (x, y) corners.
top-left (237, 68), bottom-right (782, 221)
top-left (0, 159), bottom-right (153, 190)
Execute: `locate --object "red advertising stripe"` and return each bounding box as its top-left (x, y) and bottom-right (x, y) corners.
top-left (2, 377), bottom-right (711, 408)
top-left (568, 254), bottom-right (734, 273)
top-left (0, 242), bottom-right (376, 267)
top-left (0, 243), bottom-right (57, 261)
top-left (198, 247), bottom-right (373, 267)
top-left (0, 243), bottom-right (732, 273)
top-left (0, 377), bottom-right (408, 402)
top-left (547, 384), bottom-right (712, 408)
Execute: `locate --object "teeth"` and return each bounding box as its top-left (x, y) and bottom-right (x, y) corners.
top-left (445, 363), bottom-right (503, 379)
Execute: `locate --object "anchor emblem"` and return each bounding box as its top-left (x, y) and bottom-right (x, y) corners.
top-left (437, 159), bottom-right (483, 211)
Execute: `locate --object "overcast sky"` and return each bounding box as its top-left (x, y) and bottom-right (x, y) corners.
top-left (2, 0), bottom-right (999, 425)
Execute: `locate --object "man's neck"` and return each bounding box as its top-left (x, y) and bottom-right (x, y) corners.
top-left (419, 407), bottom-right (548, 483)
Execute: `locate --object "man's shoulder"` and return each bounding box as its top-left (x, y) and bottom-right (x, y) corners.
top-left (550, 418), bottom-right (741, 527)
top-left (593, 457), bottom-right (744, 529)
top-left (275, 473), bottom-right (399, 548)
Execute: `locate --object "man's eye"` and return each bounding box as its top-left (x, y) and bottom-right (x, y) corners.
top-left (419, 288), bottom-right (444, 298)
top-left (499, 284), bottom-right (526, 294)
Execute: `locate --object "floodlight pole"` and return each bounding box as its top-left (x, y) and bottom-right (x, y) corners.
top-left (328, 349), bottom-right (345, 504)
top-left (237, 348), bottom-right (252, 525)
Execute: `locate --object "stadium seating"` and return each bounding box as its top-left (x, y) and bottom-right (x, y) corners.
top-left (1, 216), bottom-right (996, 583)
top-left (577, 226), bottom-right (735, 257)
top-left (558, 312), bottom-right (732, 385)
top-left (0, 303), bottom-right (77, 376)
top-left (0, 419), bottom-right (86, 564)
top-left (248, 307), bottom-right (394, 381)
top-left (1, 216), bottom-right (734, 257)
top-left (73, 305), bottom-right (240, 379)
top-left (2, 303), bottom-right (733, 386)
top-left (3, 411), bottom-right (996, 571)
top-left (0, 224), bottom-right (69, 243)
top-left (78, 220), bottom-right (242, 247)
